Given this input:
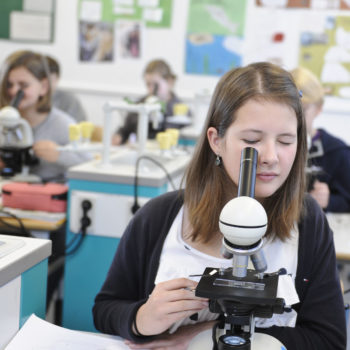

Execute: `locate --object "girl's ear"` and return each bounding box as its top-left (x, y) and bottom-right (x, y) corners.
top-left (39, 78), bottom-right (50, 97)
top-left (207, 127), bottom-right (222, 155)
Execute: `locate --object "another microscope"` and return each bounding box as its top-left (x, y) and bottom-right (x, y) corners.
top-left (195, 147), bottom-right (286, 350)
top-left (0, 90), bottom-right (39, 180)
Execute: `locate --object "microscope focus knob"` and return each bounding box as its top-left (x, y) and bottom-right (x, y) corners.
top-left (219, 196), bottom-right (267, 246)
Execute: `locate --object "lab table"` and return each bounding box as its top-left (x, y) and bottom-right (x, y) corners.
top-left (0, 234), bottom-right (51, 349)
top-left (328, 213), bottom-right (350, 261)
top-left (62, 148), bottom-right (192, 332)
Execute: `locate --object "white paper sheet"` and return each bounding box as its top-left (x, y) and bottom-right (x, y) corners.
top-left (10, 11), bottom-right (51, 42)
top-left (138, 0), bottom-right (159, 7)
top-left (143, 8), bottom-right (163, 23)
top-left (80, 0), bottom-right (102, 22)
top-left (5, 314), bottom-right (129, 350)
top-left (23, 0), bottom-right (54, 13)
top-left (114, 0), bottom-right (134, 6)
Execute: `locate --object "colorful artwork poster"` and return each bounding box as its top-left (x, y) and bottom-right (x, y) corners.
top-left (79, 0), bottom-right (172, 28)
top-left (340, 0), bottom-right (350, 9)
top-left (185, 0), bottom-right (247, 76)
top-left (256, 0), bottom-right (350, 8)
top-left (256, 0), bottom-right (310, 7)
top-left (299, 15), bottom-right (350, 97)
top-left (115, 20), bottom-right (143, 59)
top-left (79, 21), bottom-right (114, 62)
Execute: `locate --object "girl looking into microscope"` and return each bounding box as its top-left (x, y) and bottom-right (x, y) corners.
top-left (93, 62), bottom-right (346, 349)
top-left (112, 59), bottom-right (190, 145)
top-left (0, 50), bottom-right (91, 182)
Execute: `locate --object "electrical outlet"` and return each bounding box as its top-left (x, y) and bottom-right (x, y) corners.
top-left (69, 191), bottom-right (97, 235)
top-left (69, 190), bottom-right (150, 237)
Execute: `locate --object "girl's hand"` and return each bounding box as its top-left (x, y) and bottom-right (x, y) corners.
top-left (32, 140), bottom-right (60, 162)
top-left (0, 158), bottom-right (5, 169)
top-left (125, 321), bottom-right (215, 350)
top-left (134, 278), bottom-right (208, 337)
top-left (112, 133), bottom-right (122, 146)
top-left (310, 180), bottom-right (330, 209)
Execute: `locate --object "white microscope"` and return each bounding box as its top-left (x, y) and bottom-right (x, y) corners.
top-left (192, 147), bottom-right (287, 350)
top-left (0, 90), bottom-right (39, 182)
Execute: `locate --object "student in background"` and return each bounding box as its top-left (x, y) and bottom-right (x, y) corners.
top-left (112, 59), bottom-right (190, 145)
top-left (46, 55), bottom-right (87, 123)
top-left (291, 67), bottom-right (350, 212)
top-left (93, 62), bottom-right (346, 349)
top-left (0, 50), bottom-right (92, 183)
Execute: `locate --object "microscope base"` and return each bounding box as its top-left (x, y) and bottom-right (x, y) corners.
top-left (188, 329), bottom-right (286, 350)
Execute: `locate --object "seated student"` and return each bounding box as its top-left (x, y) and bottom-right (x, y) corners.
top-left (112, 59), bottom-right (190, 145)
top-left (0, 50), bottom-right (92, 183)
top-left (46, 55), bottom-right (87, 123)
top-left (291, 67), bottom-right (350, 212)
top-left (93, 62), bottom-right (346, 349)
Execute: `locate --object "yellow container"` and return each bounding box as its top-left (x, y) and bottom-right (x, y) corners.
top-left (165, 128), bottom-right (179, 147)
top-left (173, 103), bottom-right (189, 116)
top-left (156, 132), bottom-right (172, 150)
top-left (69, 124), bottom-right (81, 141)
top-left (80, 121), bottom-right (95, 140)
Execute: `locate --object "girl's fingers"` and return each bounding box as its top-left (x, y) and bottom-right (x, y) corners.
top-left (156, 278), bottom-right (197, 292)
top-left (155, 288), bottom-right (207, 303)
top-left (160, 299), bottom-right (208, 315)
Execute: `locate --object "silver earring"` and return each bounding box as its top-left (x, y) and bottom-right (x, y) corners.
top-left (215, 155), bottom-right (221, 166)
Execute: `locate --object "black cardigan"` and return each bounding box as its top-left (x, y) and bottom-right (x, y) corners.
top-left (93, 191), bottom-right (346, 349)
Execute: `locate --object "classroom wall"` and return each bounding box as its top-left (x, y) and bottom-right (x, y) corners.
top-left (0, 0), bottom-right (349, 143)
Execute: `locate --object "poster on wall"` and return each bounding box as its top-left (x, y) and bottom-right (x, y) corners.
top-left (256, 0), bottom-right (350, 9)
top-left (185, 0), bottom-right (246, 76)
top-left (115, 20), bottom-right (143, 59)
top-left (256, 0), bottom-right (309, 7)
top-left (244, 9), bottom-right (299, 68)
top-left (185, 0), bottom-right (247, 76)
top-left (79, 21), bottom-right (114, 62)
top-left (299, 14), bottom-right (350, 97)
top-left (78, 0), bottom-right (171, 62)
top-left (112, 0), bottom-right (172, 28)
top-left (0, 0), bottom-right (55, 43)
top-left (79, 0), bottom-right (172, 28)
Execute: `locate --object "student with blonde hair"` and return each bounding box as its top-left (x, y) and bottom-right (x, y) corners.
top-left (291, 66), bottom-right (350, 212)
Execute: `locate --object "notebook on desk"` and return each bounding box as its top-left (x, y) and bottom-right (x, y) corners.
top-left (5, 314), bottom-right (128, 350)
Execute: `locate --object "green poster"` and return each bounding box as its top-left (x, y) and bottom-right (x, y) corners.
top-left (79, 0), bottom-right (172, 28)
top-left (185, 0), bottom-right (247, 76)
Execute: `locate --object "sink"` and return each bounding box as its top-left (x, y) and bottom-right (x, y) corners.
top-left (0, 237), bottom-right (25, 258)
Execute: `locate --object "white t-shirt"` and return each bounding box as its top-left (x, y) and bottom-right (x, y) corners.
top-left (155, 206), bottom-right (299, 332)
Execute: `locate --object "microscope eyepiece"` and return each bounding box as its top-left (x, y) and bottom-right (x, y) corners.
top-left (237, 147), bottom-right (258, 198)
top-left (10, 90), bottom-right (24, 108)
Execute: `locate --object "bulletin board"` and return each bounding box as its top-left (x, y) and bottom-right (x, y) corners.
top-left (77, 0), bottom-right (173, 62)
top-left (78, 0), bottom-right (173, 28)
top-left (0, 0), bottom-right (55, 43)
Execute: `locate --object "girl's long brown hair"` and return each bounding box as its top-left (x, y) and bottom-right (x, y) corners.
top-left (0, 50), bottom-right (51, 112)
top-left (184, 62), bottom-right (307, 243)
